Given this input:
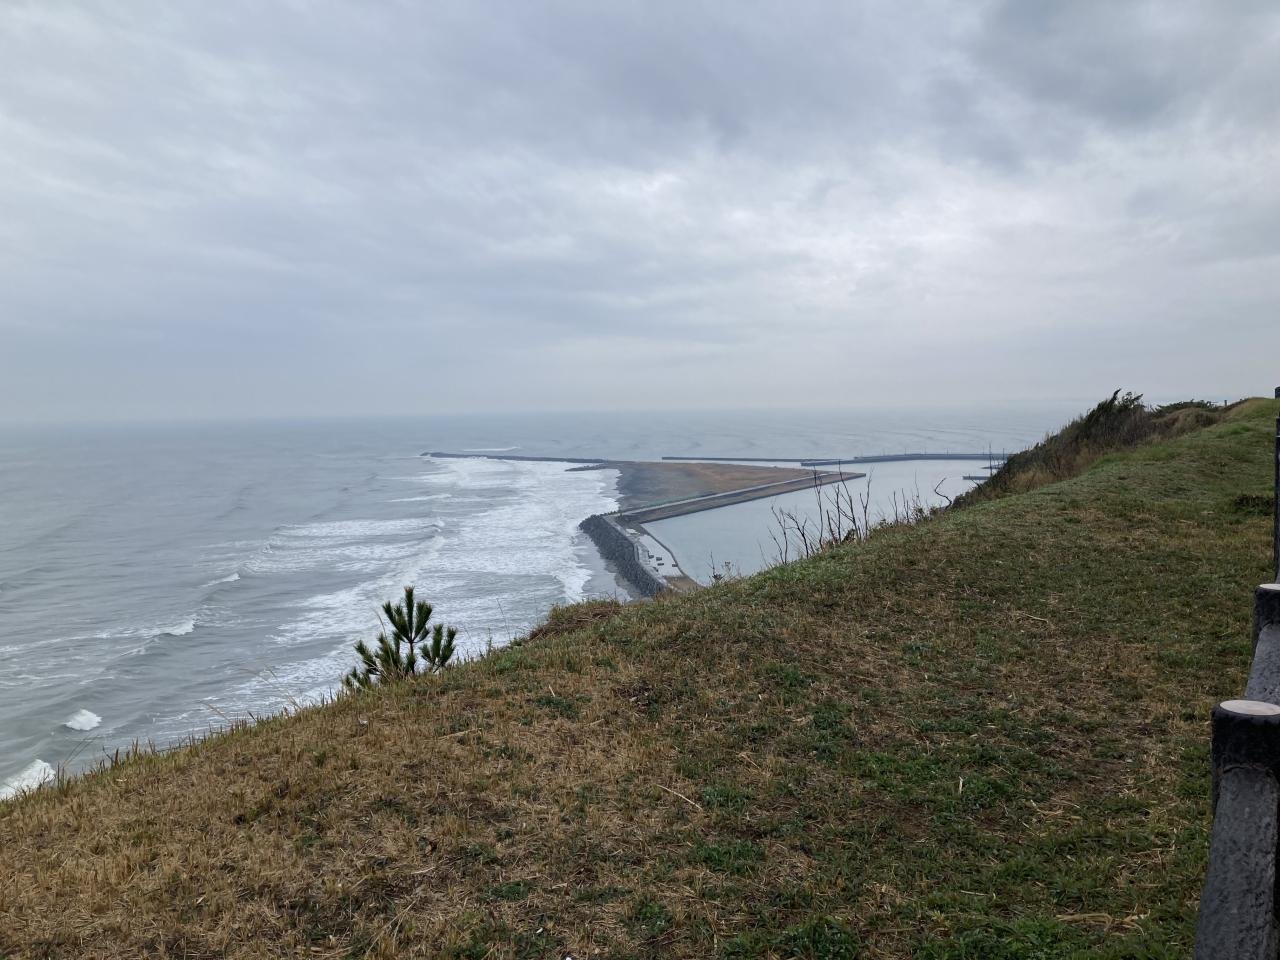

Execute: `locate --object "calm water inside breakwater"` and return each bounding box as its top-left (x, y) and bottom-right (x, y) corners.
top-left (0, 405), bottom-right (1076, 793)
top-left (647, 458), bottom-right (990, 583)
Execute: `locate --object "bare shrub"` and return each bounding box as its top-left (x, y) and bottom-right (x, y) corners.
top-left (769, 472), bottom-right (947, 563)
top-left (954, 390), bottom-right (1229, 508)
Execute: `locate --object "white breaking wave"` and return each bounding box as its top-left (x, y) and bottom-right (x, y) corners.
top-left (80, 614), bottom-right (202, 644)
top-left (64, 709), bottom-right (102, 731)
top-left (396, 457), bottom-right (618, 630)
top-left (241, 515), bottom-right (446, 576)
top-left (462, 446), bottom-right (520, 452)
top-left (0, 759), bottom-right (55, 800)
top-left (279, 517), bottom-right (440, 540)
top-left (232, 457), bottom-right (619, 711)
top-left (246, 539), bottom-right (434, 576)
top-left (268, 582), bottom-right (390, 647)
top-left (211, 571), bottom-right (241, 585)
top-left (383, 473), bottom-right (452, 483)
top-left (388, 494), bottom-right (451, 503)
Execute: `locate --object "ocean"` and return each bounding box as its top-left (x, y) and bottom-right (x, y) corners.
top-left (0, 405), bottom-right (1077, 795)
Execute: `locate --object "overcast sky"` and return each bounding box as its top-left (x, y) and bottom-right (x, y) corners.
top-left (2, 2), bottom-right (1277, 422)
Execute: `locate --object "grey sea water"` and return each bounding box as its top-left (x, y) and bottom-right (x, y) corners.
top-left (0, 405), bottom-right (1077, 794)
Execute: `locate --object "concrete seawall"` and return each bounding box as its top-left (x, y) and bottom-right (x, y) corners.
top-left (580, 514), bottom-right (668, 598)
top-left (619, 471), bottom-right (860, 523)
top-left (662, 453), bottom-right (1009, 467)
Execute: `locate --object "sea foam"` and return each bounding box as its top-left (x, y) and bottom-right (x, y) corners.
top-left (234, 457), bottom-right (619, 711)
top-left (64, 709), bottom-right (102, 732)
top-left (396, 456), bottom-right (618, 622)
top-left (0, 759), bottom-right (55, 800)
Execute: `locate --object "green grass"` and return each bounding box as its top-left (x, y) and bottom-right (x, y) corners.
top-left (0, 398), bottom-right (1276, 959)
top-left (955, 389), bottom-right (1233, 507)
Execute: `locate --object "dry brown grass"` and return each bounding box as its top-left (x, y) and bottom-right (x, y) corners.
top-left (1, 399), bottom-right (1277, 958)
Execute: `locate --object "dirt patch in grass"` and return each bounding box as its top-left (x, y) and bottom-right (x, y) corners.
top-left (1, 399), bottom-right (1277, 958)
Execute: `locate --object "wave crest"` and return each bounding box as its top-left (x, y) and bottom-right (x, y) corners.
top-left (0, 759), bottom-right (55, 800)
top-left (64, 709), bottom-right (102, 732)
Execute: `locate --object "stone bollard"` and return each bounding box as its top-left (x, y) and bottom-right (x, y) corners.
top-left (1248, 586), bottom-right (1280, 706)
top-left (1196, 699), bottom-right (1280, 959)
top-left (1258, 585), bottom-right (1280, 648)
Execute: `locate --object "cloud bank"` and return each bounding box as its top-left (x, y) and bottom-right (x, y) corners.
top-left (2, 1), bottom-right (1277, 420)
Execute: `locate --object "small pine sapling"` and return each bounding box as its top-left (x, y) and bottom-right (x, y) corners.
top-left (343, 586), bottom-right (458, 691)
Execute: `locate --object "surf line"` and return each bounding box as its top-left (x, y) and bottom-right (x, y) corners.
top-left (423, 452), bottom-right (861, 597)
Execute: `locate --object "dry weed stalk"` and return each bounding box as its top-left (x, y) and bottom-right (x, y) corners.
top-left (770, 471), bottom-right (949, 563)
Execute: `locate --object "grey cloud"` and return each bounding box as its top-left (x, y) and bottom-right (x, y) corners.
top-left (1, 0), bottom-right (1278, 422)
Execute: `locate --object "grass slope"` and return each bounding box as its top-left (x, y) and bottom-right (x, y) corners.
top-left (955, 390), bottom-right (1230, 508)
top-left (1, 400), bottom-right (1277, 959)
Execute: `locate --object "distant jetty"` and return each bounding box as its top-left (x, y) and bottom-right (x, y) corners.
top-left (424, 452), bottom-right (873, 596)
top-left (661, 452), bottom-right (1008, 467)
top-left (423, 450), bottom-right (984, 597)
top-left (423, 451), bottom-right (861, 519)
top-left (423, 453), bottom-right (823, 513)
top-left (425, 451), bottom-right (604, 464)
top-left (616, 471), bottom-right (857, 524)
top-left (582, 470), bottom-right (861, 596)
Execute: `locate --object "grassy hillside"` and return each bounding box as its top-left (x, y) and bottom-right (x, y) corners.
top-left (954, 390), bottom-right (1231, 508)
top-left (1, 400), bottom-right (1277, 959)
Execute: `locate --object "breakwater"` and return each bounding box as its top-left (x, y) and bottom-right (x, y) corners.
top-left (424, 451), bottom-right (604, 464)
top-left (662, 453), bottom-right (1008, 467)
top-left (427, 451), bottom-right (1007, 468)
top-left (619, 471), bottom-right (859, 524)
top-left (579, 514), bottom-right (668, 597)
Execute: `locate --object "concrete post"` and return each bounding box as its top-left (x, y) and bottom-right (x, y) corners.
top-left (1249, 587), bottom-right (1280, 705)
top-left (1196, 765), bottom-right (1280, 959)
top-left (1258, 585), bottom-right (1280, 650)
top-left (1196, 699), bottom-right (1280, 959)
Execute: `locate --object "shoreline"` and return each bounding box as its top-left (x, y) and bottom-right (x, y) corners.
top-left (425, 450), bottom-right (998, 597)
top-left (427, 453), bottom-right (855, 595)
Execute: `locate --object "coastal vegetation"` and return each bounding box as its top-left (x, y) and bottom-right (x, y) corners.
top-left (0, 397), bottom-right (1276, 957)
top-left (769, 475), bottom-right (935, 563)
top-left (953, 389), bottom-right (1230, 508)
top-left (343, 586), bottom-right (457, 691)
